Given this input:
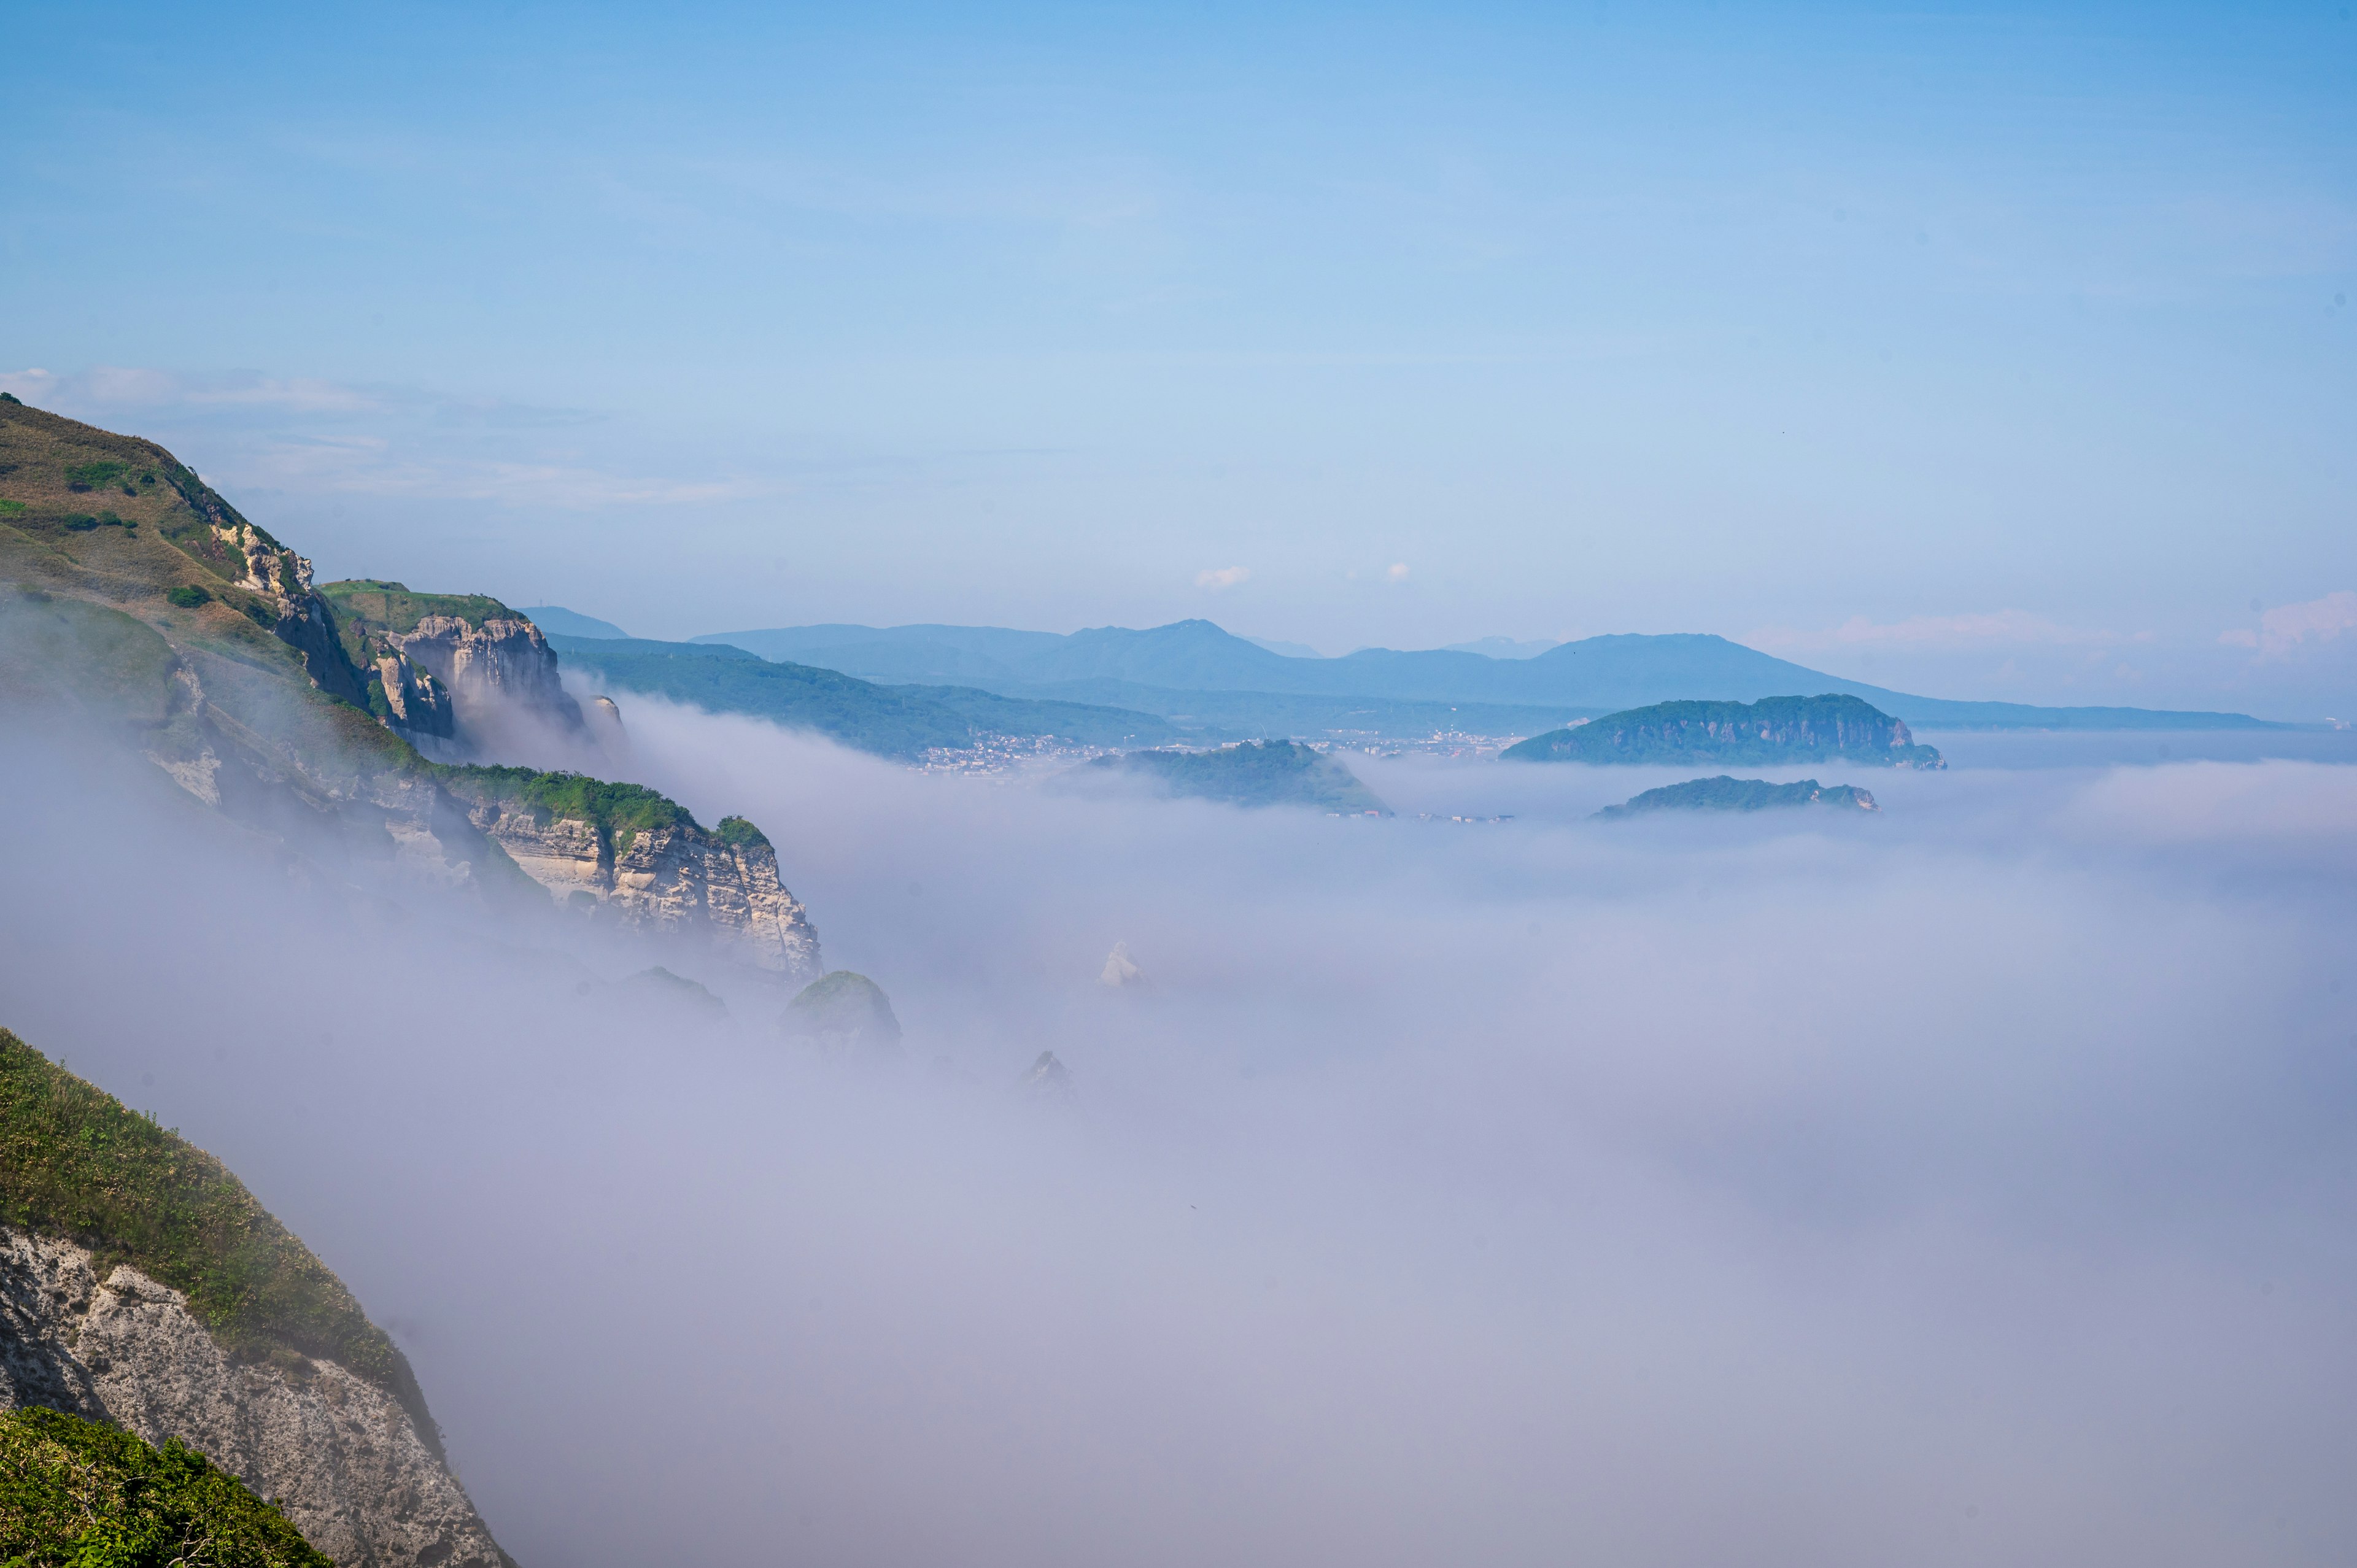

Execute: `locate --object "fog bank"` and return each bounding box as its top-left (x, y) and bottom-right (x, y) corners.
top-left (3, 708), bottom-right (2354, 1567)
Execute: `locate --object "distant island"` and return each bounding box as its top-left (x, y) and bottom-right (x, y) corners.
top-left (1504, 694), bottom-right (1946, 768)
top-left (1080, 739), bottom-right (1390, 814)
top-left (1595, 775), bottom-right (1880, 820)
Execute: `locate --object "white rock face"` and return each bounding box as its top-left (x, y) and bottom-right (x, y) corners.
top-left (392, 616), bottom-right (583, 743)
top-left (0, 1227), bottom-right (507, 1568)
top-left (374, 653), bottom-right (457, 739)
top-left (461, 806), bottom-right (824, 983)
top-left (1101, 941), bottom-right (1144, 987)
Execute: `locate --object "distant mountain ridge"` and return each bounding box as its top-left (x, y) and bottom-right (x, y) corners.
top-left (548, 633), bottom-right (1188, 755)
top-left (696, 620), bottom-right (2274, 732)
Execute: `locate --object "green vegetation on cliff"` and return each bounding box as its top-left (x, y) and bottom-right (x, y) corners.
top-left (314, 579), bottom-right (527, 689)
top-left (1504, 694), bottom-right (1945, 768)
top-left (432, 764), bottom-right (783, 863)
top-left (439, 764), bottom-right (691, 835)
top-left (1083, 739), bottom-right (1391, 813)
top-left (1593, 775), bottom-right (1881, 820)
top-left (0, 1405), bottom-right (331, 1568)
top-left (315, 579), bottom-right (520, 637)
top-left (0, 1027), bottom-right (441, 1459)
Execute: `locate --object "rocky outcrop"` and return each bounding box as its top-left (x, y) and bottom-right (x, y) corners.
top-left (391, 616), bottom-right (583, 743)
top-left (457, 801), bottom-right (823, 982)
top-left (374, 653), bottom-right (457, 740)
top-left (0, 1228), bottom-right (506, 1568)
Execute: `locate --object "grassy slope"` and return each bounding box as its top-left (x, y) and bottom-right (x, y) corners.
top-left (315, 580), bottom-right (519, 636)
top-left (1503, 695), bottom-right (1945, 767)
top-left (0, 403), bottom-right (412, 775)
top-left (0, 403), bottom-right (741, 880)
top-left (1087, 740), bottom-right (1391, 813)
top-left (0, 1027), bottom-right (441, 1458)
top-left (0, 1405), bottom-right (331, 1568)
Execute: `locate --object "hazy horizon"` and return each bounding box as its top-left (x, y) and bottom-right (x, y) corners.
top-left (5, 1), bottom-right (2353, 717)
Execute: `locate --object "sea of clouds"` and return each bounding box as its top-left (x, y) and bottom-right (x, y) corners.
top-left (3, 705), bottom-right (2354, 1567)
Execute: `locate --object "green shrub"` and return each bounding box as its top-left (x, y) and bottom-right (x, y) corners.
top-left (0, 499), bottom-right (25, 516)
top-left (165, 585), bottom-right (211, 609)
top-left (64, 460), bottom-right (129, 492)
top-left (63, 515), bottom-right (100, 533)
top-left (0, 391), bottom-right (21, 404)
top-left (439, 765), bottom-right (695, 843)
top-left (0, 1405), bottom-right (331, 1567)
top-left (713, 814), bottom-right (770, 848)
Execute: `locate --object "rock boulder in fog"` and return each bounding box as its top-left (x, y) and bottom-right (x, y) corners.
top-left (784, 971), bottom-right (904, 1053)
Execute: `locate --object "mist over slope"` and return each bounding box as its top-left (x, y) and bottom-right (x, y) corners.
top-left (4, 698), bottom-right (2353, 1567)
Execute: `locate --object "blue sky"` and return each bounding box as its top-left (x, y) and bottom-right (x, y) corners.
top-left (5, 1), bottom-right (2353, 714)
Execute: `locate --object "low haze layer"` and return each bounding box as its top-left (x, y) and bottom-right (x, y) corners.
top-left (5, 703), bottom-right (2353, 1567)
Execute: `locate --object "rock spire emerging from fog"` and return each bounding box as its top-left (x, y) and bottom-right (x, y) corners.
top-left (1020, 1051), bottom-right (1072, 1095)
top-left (1101, 941), bottom-right (1145, 987)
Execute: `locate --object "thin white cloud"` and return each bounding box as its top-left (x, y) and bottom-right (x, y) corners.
top-left (260, 449), bottom-right (757, 509)
top-left (15, 365), bottom-right (383, 414)
top-left (1387, 563), bottom-right (1410, 582)
top-left (2220, 590), bottom-right (2357, 657)
top-left (1196, 566), bottom-right (1250, 590)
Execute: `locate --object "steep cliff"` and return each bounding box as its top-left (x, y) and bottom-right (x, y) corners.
top-left (1, 400), bottom-right (820, 983)
top-left (443, 771), bottom-right (823, 981)
top-left (0, 1027), bottom-right (510, 1568)
top-left (317, 581), bottom-right (584, 753)
top-left (1504, 694), bottom-right (1947, 768)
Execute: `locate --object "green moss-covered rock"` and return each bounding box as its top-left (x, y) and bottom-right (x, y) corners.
top-left (0, 1405), bottom-right (332, 1567)
top-left (1083, 739), bottom-right (1390, 814)
top-left (784, 971), bottom-right (903, 1053)
top-left (1593, 774), bottom-right (1880, 820)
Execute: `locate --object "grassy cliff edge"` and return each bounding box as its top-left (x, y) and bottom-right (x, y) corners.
top-left (0, 1027), bottom-right (443, 1461)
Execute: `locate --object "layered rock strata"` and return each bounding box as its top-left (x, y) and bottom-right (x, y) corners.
top-left (0, 1228), bottom-right (506, 1568)
top-left (459, 803), bottom-right (823, 981)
